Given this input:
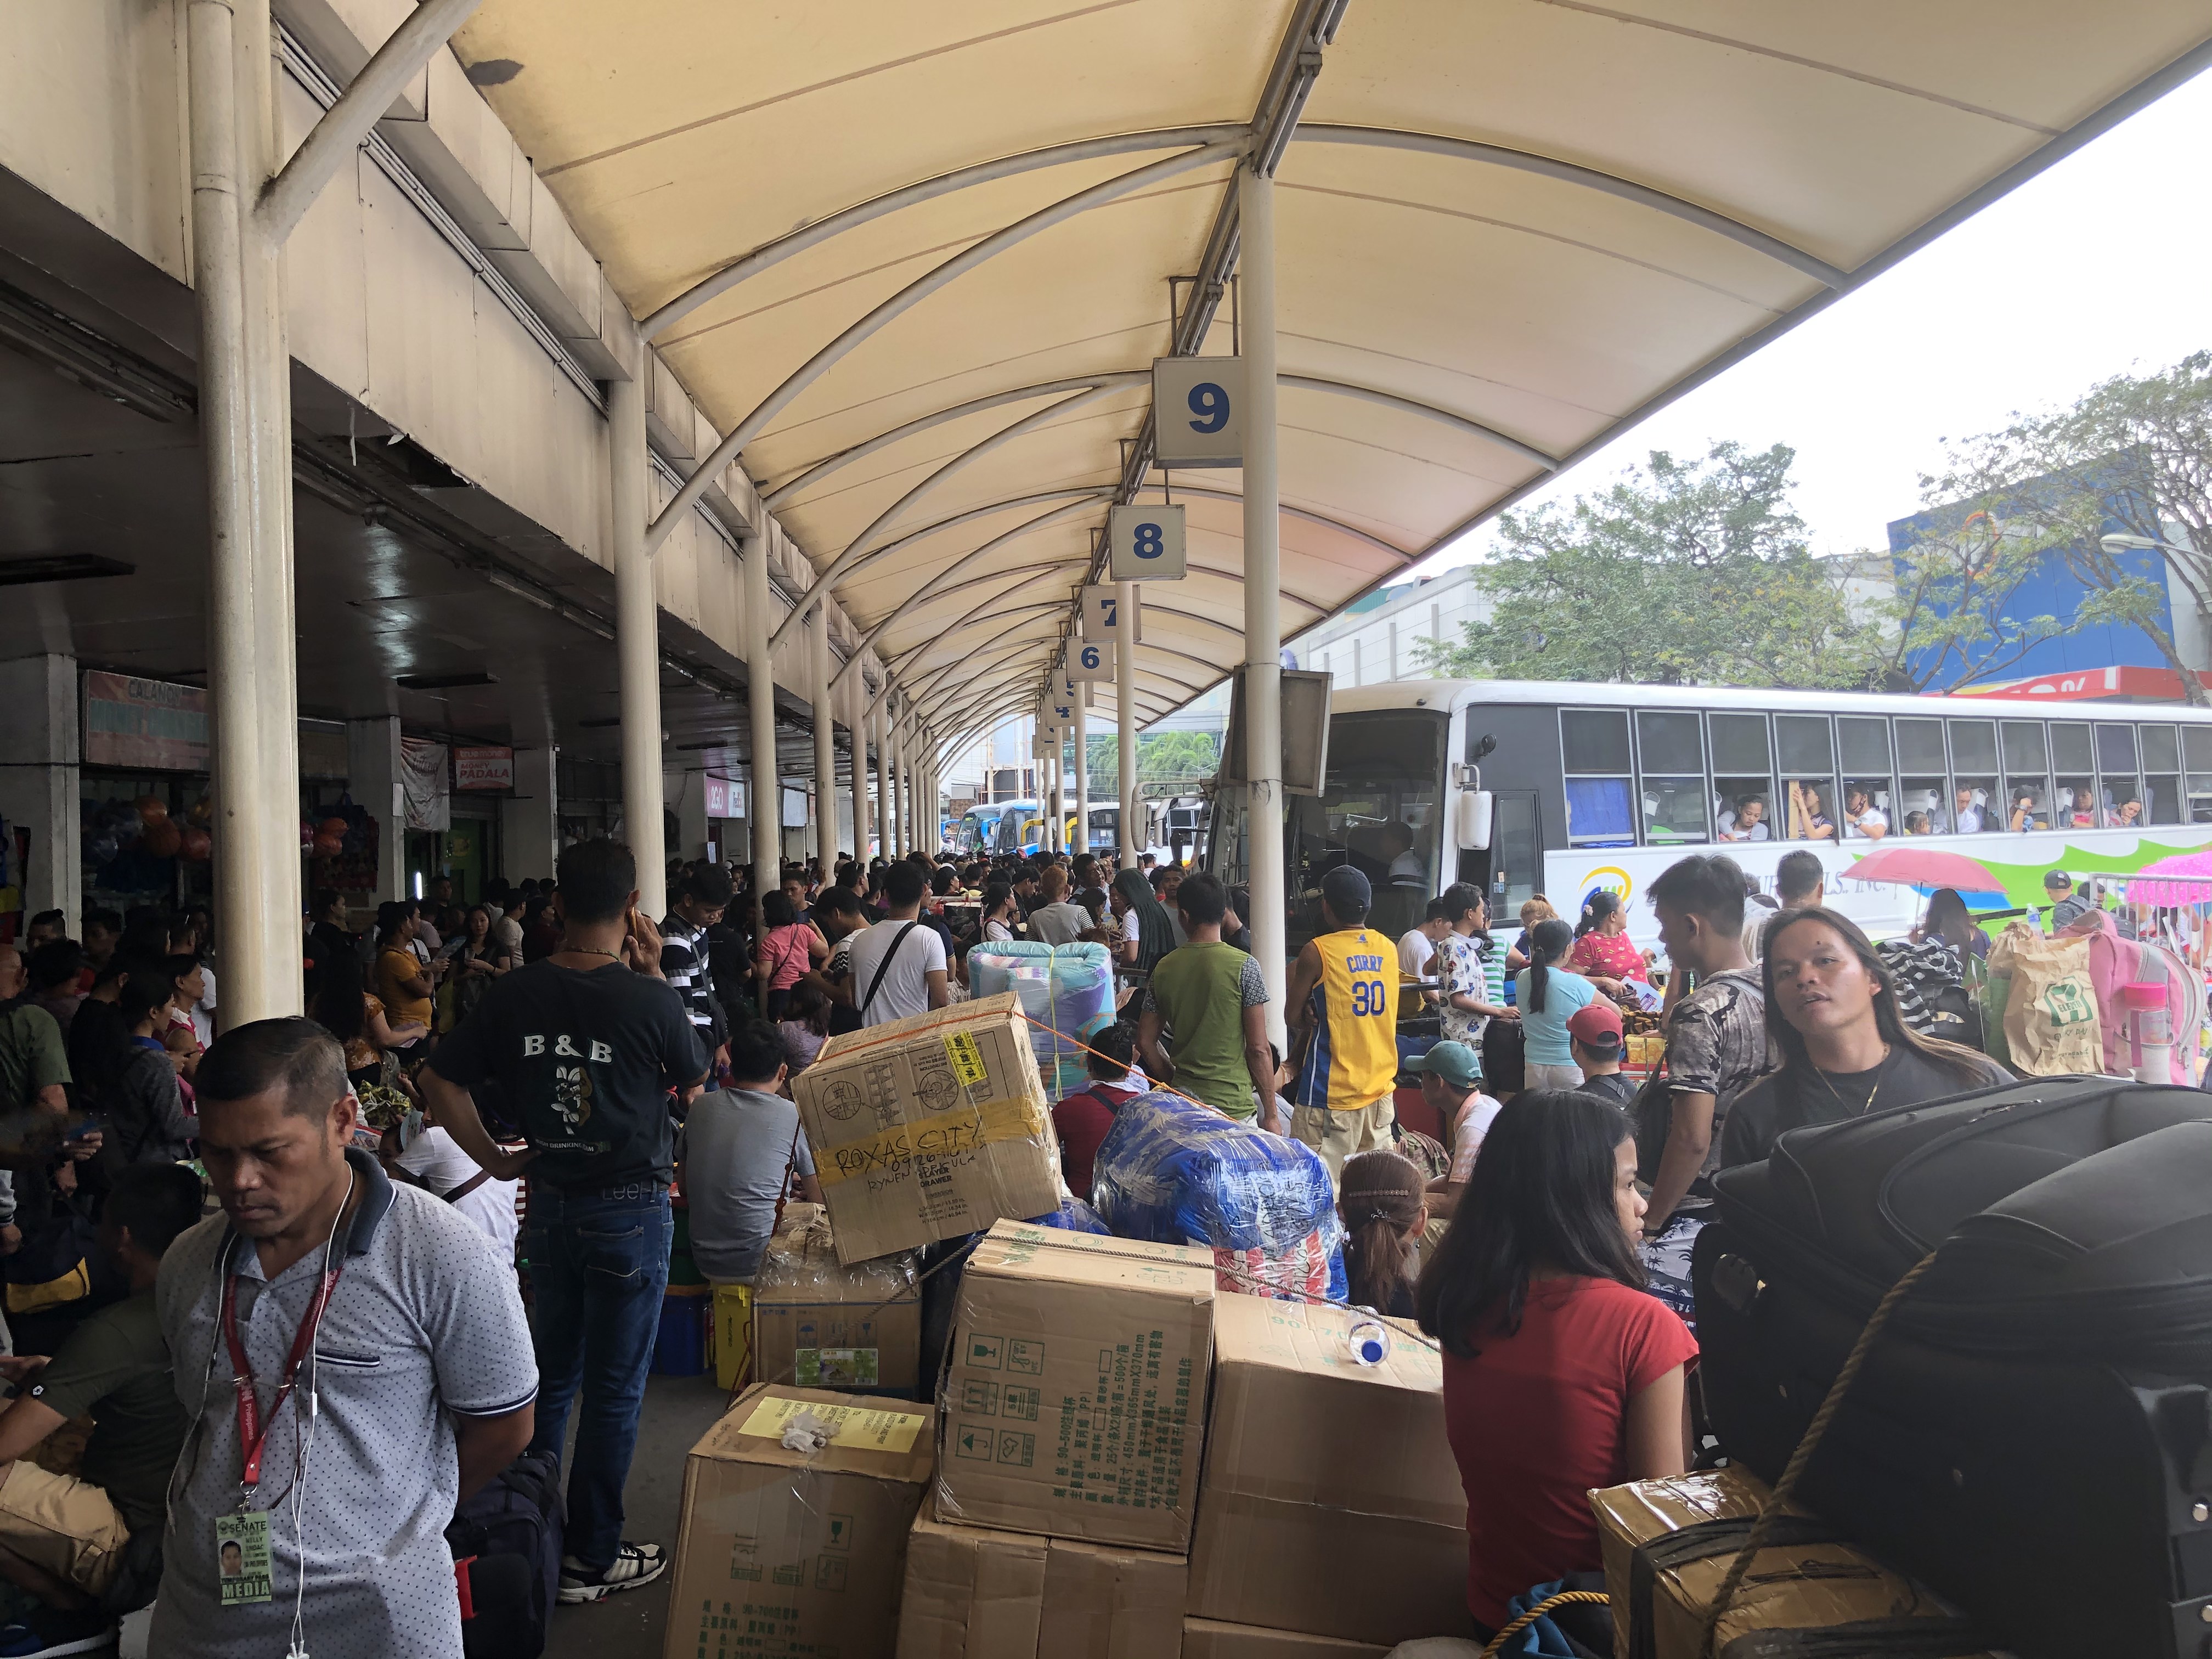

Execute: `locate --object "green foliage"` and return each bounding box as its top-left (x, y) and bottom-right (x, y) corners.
top-left (1867, 505), bottom-right (2079, 692)
top-left (1414, 442), bottom-right (1882, 689)
top-left (1079, 730), bottom-right (1218, 795)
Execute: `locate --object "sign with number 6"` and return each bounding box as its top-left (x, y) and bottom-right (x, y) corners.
top-left (1152, 356), bottom-right (1244, 467)
top-left (1108, 503), bottom-right (1186, 583)
top-left (1069, 639), bottom-right (1112, 682)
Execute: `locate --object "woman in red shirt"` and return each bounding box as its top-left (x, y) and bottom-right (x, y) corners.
top-left (1567, 891), bottom-right (1649, 998)
top-left (1415, 1090), bottom-right (1697, 1641)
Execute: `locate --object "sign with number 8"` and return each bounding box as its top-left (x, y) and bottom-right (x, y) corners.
top-left (1108, 503), bottom-right (1186, 583)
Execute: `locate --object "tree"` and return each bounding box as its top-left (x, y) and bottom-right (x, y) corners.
top-left (1413, 441), bottom-right (1882, 689)
top-left (1860, 504), bottom-right (2083, 692)
top-left (1918, 353), bottom-right (2212, 705)
top-left (1080, 730), bottom-right (1218, 796)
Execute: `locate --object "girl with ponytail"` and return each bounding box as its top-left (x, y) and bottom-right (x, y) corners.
top-left (1514, 917), bottom-right (1598, 1090)
top-left (1339, 1150), bottom-right (1428, 1317)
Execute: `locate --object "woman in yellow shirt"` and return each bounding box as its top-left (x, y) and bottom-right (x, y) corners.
top-left (373, 900), bottom-right (437, 1030)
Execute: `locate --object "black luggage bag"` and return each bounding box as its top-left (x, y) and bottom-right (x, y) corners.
top-left (1692, 1075), bottom-right (2212, 1659)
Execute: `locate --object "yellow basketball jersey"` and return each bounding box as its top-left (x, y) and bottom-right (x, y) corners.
top-left (1295, 927), bottom-right (1400, 1111)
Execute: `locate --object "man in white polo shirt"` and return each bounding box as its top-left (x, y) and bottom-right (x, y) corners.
top-left (153, 1019), bottom-right (535, 1659)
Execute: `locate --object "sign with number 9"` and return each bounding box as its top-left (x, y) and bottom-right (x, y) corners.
top-left (1152, 356), bottom-right (1244, 467)
top-left (1108, 503), bottom-right (1186, 583)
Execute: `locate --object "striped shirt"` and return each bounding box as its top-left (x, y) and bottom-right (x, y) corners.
top-left (659, 914), bottom-right (715, 1030)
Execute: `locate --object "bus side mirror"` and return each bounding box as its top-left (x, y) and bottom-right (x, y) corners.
top-left (1457, 790), bottom-right (1494, 851)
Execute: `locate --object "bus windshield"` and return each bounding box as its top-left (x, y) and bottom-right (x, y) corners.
top-left (1284, 708), bottom-right (1448, 950)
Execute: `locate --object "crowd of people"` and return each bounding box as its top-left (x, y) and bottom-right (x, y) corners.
top-left (0, 823), bottom-right (2112, 1656)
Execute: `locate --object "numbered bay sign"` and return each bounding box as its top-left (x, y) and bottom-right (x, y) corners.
top-left (1080, 584), bottom-right (1139, 644)
top-left (1069, 636), bottom-right (1113, 682)
top-left (1108, 503), bottom-right (1187, 583)
top-left (1153, 356), bottom-right (1243, 468)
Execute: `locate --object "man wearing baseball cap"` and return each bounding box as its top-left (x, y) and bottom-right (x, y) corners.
top-left (1406, 1040), bottom-right (1499, 1223)
top-left (1566, 1001), bottom-right (1637, 1108)
top-left (1284, 866), bottom-right (1401, 1180)
top-left (2044, 869), bottom-right (2091, 932)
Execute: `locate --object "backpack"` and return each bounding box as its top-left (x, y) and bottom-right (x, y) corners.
top-left (447, 1448), bottom-right (562, 1659)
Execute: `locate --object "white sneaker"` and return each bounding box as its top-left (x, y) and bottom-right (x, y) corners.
top-left (557, 1541), bottom-right (668, 1604)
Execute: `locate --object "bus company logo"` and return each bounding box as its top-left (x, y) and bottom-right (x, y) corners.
top-left (1581, 867), bottom-right (1633, 904)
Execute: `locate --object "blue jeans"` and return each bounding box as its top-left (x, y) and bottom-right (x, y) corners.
top-left (524, 1184), bottom-right (670, 1571)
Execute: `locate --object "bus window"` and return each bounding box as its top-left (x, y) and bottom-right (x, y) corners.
top-left (1709, 713), bottom-right (1772, 844)
top-left (1635, 711), bottom-right (1705, 844)
top-left (2187, 726), bottom-right (2212, 822)
top-left (1775, 715), bottom-right (1836, 842)
top-left (2000, 721), bottom-right (2050, 832)
top-left (1560, 710), bottom-right (1634, 847)
top-left (1946, 719), bottom-right (1998, 832)
top-left (1489, 792), bottom-right (1541, 921)
top-left (2095, 724), bottom-right (2141, 826)
top-left (1836, 715), bottom-right (1893, 839)
top-left (2050, 723), bottom-right (2095, 829)
top-left (2141, 725), bottom-right (2181, 826)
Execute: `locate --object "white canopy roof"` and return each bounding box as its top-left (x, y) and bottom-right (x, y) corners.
top-left (452, 0), bottom-right (2212, 749)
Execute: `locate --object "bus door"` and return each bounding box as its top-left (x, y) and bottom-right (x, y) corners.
top-left (1457, 790), bottom-right (1542, 922)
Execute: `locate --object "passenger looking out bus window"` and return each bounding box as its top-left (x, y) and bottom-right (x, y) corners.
top-left (1903, 811), bottom-right (1932, 835)
top-left (1841, 786), bottom-right (1887, 840)
top-left (1950, 787), bottom-right (1986, 834)
top-left (1716, 797), bottom-right (1768, 842)
top-left (1784, 783), bottom-right (1834, 840)
top-left (2108, 796), bottom-right (2143, 828)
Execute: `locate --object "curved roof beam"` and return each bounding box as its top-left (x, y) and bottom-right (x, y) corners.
top-left (896, 608), bottom-right (1077, 712)
top-left (913, 639), bottom-right (1070, 726)
top-left (835, 505), bottom-right (1102, 693)
top-left (933, 648), bottom-right (1209, 729)
top-left (645, 140), bottom-right (1245, 551)
top-left (823, 486), bottom-right (1114, 597)
top-left (1293, 125), bottom-right (1847, 290)
top-left (1143, 484), bottom-right (1421, 567)
top-left (1278, 375), bottom-right (1556, 471)
top-left (765, 384), bottom-right (1122, 657)
top-left (641, 128), bottom-right (1250, 341)
top-left (885, 591), bottom-right (1074, 678)
top-left (764, 371), bottom-right (1150, 510)
top-left (1183, 564), bottom-right (1330, 618)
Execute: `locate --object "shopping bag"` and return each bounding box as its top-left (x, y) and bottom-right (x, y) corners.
top-left (1989, 923), bottom-right (2101, 1076)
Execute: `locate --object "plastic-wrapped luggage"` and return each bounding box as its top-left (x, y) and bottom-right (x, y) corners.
top-left (967, 942), bottom-right (1113, 1097)
top-left (1029, 1195), bottom-right (1111, 1234)
top-left (1693, 1074), bottom-right (2212, 1659)
top-left (1091, 1089), bottom-right (1345, 1302)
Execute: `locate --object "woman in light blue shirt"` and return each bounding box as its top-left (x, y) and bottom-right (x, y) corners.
top-left (1514, 918), bottom-right (1598, 1090)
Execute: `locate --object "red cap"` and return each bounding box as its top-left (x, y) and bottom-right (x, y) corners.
top-left (1566, 1001), bottom-right (1624, 1047)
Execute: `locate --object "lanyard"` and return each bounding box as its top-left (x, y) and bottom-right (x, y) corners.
top-left (219, 1256), bottom-right (344, 1494)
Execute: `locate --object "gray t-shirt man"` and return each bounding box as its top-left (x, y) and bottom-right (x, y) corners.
top-left (678, 1087), bottom-right (817, 1282)
top-left (1026, 900), bottom-right (1092, 947)
top-left (153, 1148), bottom-right (537, 1659)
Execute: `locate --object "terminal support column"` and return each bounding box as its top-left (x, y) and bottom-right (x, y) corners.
top-left (1074, 687), bottom-right (1090, 860)
top-left (1241, 161), bottom-right (1288, 1044)
top-left (744, 540), bottom-right (778, 930)
top-left (610, 371), bottom-right (665, 919)
top-left (1116, 582), bottom-right (1137, 871)
top-left (810, 602), bottom-right (836, 869)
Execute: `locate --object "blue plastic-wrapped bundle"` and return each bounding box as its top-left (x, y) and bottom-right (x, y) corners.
top-left (1092, 1090), bottom-right (1347, 1302)
top-left (967, 941), bottom-right (1114, 1097)
top-left (1026, 1195), bottom-right (1111, 1234)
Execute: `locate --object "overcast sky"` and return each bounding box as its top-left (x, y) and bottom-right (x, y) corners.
top-left (1423, 64), bottom-right (2212, 572)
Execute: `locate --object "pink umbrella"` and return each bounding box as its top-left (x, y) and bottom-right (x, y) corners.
top-left (2124, 851), bottom-right (2212, 906)
top-left (1843, 845), bottom-right (2005, 892)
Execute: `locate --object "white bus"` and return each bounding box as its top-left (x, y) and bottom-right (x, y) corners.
top-left (1205, 679), bottom-right (2212, 952)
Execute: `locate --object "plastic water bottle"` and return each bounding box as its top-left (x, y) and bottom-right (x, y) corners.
top-left (1346, 1317), bottom-right (1392, 1367)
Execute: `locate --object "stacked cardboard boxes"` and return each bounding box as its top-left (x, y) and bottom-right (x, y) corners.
top-left (897, 1220), bottom-right (1216, 1658)
top-left (659, 1384), bottom-right (935, 1659)
top-left (1188, 1293), bottom-right (1471, 1647)
top-left (751, 1207), bottom-right (923, 1395)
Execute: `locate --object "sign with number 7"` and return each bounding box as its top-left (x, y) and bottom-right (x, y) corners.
top-left (1080, 585), bottom-right (1139, 644)
top-left (1108, 503), bottom-right (1186, 583)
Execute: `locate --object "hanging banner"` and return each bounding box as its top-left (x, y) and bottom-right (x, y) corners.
top-left (454, 746), bottom-right (514, 791)
top-left (81, 673), bottom-right (210, 772)
top-left (399, 737), bottom-right (450, 831)
top-left (1108, 503), bottom-right (1186, 583)
top-left (703, 775), bottom-right (746, 819)
top-left (1152, 356), bottom-right (1244, 467)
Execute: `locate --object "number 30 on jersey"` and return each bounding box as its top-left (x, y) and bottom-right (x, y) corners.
top-left (1108, 503), bottom-right (1186, 583)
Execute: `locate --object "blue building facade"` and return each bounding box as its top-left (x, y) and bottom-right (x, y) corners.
top-left (1886, 475), bottom-right (2177, 689)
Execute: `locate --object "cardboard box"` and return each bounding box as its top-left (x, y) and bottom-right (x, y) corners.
top-left (1180, 1620), bottom-right (1389, 1658)
top-left (661, 1384), bottom-right (934, 1659)
top-left (793, 993), bottom-right (1063, 1264)
top-left (752, 1210), bottom-right (923, 1395)
top-left (1592, 1468), bottom-right (1999, 1659)
top-left (936, 1221), bottom-right (1214, 1551)
top-left (1039, 1537), bottom-right (1186, 1659)
top-left (896, 1514), bottom-right (1049, 1659)
top-left (1187, 1293), bottom-right (1470, 1646)
top-left (894, 1516), bottom-right (1186, 1659)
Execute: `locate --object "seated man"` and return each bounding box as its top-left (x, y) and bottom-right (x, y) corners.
top-left (1407, 1041), bottom-right (1500, 1229)
top-left (0, 1164), bottom-right (201, 1654)
top-left (676, 1022), bottom-right (823, 1286)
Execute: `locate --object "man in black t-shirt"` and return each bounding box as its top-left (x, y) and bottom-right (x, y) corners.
top-left (424, 840), bottom-right (707, 1607)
